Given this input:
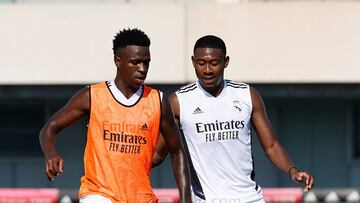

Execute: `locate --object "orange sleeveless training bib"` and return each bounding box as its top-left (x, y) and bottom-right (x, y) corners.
top-left (79, 82), bottom-right (161, 203)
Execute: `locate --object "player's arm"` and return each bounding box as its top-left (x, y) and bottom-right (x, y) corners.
top-left (152, 133), bottom-right (168, 168)
top-left (160, 95), bottom-right (191, 203)
top-left (250, 87), bottom-right (314, 191)
top-left (39, 86), bottom-right (90, 181)
top-left (152, 92), bottom-right (182, 167)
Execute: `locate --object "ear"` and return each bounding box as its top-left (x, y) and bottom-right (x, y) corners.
top-left (191, 56), bottom-right (196, 67)
top-left (114, 56), bottom-right (121, 67)
top-left (224, 56), bottom-right (230, 68)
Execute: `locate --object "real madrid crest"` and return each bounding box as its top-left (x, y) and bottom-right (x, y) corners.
top-left (233, 100), bottom-right (242, 113)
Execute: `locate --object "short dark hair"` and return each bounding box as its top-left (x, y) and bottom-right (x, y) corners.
top-left (112, 28), bottom-right (151, 56)
top-left (193, 35), bottom-right (226, 56)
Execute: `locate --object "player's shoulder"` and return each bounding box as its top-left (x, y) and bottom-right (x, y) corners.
top-left (176, 81), bottom-right (198, 94)
top-left (226, 80), bottom-right (250, 89)
top-left (142, 84), bottom-right (163, 101)
top-left (89, 81), bottom-right (107, 89)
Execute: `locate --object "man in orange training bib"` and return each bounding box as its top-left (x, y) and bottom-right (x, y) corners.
top-left (39, 28), bottom-right (191, 203)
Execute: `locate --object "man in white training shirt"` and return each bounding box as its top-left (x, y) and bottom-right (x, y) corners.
top-left (153, 35), bottom-right (314, 203)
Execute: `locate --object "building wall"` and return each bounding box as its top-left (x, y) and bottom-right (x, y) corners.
top-left (1, 2), bottom-right (360, 84)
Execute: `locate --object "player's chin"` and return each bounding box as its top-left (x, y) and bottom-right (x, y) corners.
top-left (200, 79), bottom-right (217, 89)
top-left (134, 78), bottom-right (145, 86)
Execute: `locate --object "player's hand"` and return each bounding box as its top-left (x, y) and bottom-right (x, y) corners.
top-left (44, 152), bottom-right (64, 181)
top-left (290, 170), bottom-right (314, 192)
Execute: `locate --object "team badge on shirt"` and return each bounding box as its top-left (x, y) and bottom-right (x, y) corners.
top-left (233, 100), bottom-right (242, 113)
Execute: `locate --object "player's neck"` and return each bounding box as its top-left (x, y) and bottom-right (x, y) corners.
top-left (201, 82), bottom-right (224, 97)
top-left (114, 79), bottom-right (140, 99)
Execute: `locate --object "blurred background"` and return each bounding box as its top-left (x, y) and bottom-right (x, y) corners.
top-left (0, 0), bottom-right (360, 202)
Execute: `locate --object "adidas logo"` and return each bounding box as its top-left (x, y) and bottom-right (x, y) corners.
top-left (193, 107), bottom-right (204, 114)
top-left (140, 123), bottom-right (149, 130)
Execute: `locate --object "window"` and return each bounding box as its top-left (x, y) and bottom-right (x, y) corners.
top-left (353, 102), bottom-right (360, 158)
top-left (0, 105), bottom-right (44, 157)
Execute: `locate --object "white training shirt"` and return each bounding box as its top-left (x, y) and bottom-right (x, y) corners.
top-left (176, 80), bottom-right (264, 203)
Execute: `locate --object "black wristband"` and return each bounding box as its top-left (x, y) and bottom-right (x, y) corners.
top-left (288, 166), bottom-right (299, 177)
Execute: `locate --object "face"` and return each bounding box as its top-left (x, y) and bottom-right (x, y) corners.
top-left (192, 48), bottom-right (229, 96)
top-left (114, 45), bottom-right (151, 92)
